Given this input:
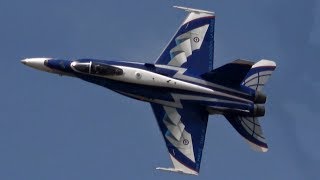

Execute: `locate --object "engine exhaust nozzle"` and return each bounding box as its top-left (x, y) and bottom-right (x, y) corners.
top-left (253, 104), bottom-right (265, 117)
top-left (254, 91), bottom-right (267, 104)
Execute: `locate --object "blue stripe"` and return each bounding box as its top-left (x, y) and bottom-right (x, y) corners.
top-left (245, 66), bottom-right (275, 78)
top-left (46, 59), bottom-right (255, 101)
top-left (150, 103), bottom-right (208, 172)
top-left (155, 16), bottom-right (215, 76)
top-left (225, 115), bottom-right (268, 148)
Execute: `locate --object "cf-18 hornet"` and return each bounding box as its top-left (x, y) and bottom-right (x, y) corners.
top-left (22, 6), bottom-right (276, 175)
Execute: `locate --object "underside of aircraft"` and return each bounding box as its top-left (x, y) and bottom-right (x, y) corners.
top-left (21, 6), bottom-right (276, 175)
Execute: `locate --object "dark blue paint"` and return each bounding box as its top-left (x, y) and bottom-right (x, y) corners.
top-left (156, 16), bottom-right (215, 76)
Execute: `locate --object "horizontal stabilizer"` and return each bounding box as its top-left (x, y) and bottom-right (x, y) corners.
top-left (201, 59), bottom-right (254, 87)
top-left (224, 115), bottom-right (268, 152)
top-left (242, 59), bottom-right (276, 91)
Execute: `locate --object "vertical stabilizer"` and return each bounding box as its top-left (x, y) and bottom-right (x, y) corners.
top-left (224, 115), bottom-right (268, 152)
top-left (242, 59), bottom-right (276, 91)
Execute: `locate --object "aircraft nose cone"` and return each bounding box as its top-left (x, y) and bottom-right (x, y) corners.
top-left (21, 59), bottom-right (27, 65)
top-left (21, 58), bottom-right (52, 72)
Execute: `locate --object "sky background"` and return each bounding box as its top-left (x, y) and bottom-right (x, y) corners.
top-left (1, 0), bottom-right (320, 179)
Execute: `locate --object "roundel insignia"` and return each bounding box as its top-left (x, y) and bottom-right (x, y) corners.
top-left (135, 72), bottom-right (142, 79)
top-left (193, 37), bottom-right (200, 43)
top-left (183, 139), bottom-right (189, 145)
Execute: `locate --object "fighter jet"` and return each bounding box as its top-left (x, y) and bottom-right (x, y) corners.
top-left (21, 6), bottom-right (276, 175)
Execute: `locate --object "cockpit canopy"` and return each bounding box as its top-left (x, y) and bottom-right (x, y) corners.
top-left (71, 61), bottom-right (123, 76)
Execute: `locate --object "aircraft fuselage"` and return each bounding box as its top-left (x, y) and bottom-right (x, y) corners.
top-left (22, 58), bottom-right (265, 117)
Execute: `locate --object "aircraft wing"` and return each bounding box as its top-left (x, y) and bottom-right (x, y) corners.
top-left (150, 103), bottom-right (208, 175)
top-left (155, 6), bottom-right (215, 76)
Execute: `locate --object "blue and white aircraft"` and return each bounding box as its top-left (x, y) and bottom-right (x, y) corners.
top-left (21, 6), bottom-right (276, 175)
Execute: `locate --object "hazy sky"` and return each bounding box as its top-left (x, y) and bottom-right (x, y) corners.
top-left (1, 0), bottom-right (319, 179)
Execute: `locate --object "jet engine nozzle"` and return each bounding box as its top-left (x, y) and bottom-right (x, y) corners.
top-left (254, 91), bottom-right (267, 104)
top-left (253, 104), bottom-right (265, 117)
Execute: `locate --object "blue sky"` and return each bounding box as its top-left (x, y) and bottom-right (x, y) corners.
top-left (1, 0), bottom-right (319, 179)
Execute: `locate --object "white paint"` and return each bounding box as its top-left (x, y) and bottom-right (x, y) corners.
top-left (100, 66), bottom-right (215, 95)
top-left (168, 52), bottom-right (187, 67)
top-left (170, 38), bottom-right (192, 58)
top-left (156, 153), bottom-right (199, 175)
top-left (252, 59), bottom-right (276, 68)
top-left (21, 58), bottom-right (53, 72)
top-left (163, 106), bottom-right (181, 125)
top-left (155, 64), bottom-right (251, 102)
top-left (163, 117), bottom-right (184, 141)
top-left (114, 66), bottom-right (250, 104)
top-left (156, 6), bottom-right (213, 68)
top-left (176, 24), bottom-right (209, 51)
top-left (173, 6), bottom-right (214, 15)
top-left (244, 70), bottom-right (273, 85)
top-left (166, 130), bottom-right (195, 162)
top-left (156, 165), bottom-right (198, 175)
top-left (183, 12), bottom-right (214, 25)
top-left (168, 24), bottom-right (209, 67)
top-left (236, 116), bottom-right (268, 152)
top-left (169, 154), bottom-right (198, 175)
top-left (115, 90), bottom-right (248, 111)
top-left (245, 139), bottom-right (268, 152)
top-left (163, 106), bottom-right (195, 162)
top-left (243, 59), bottom-right (276, 91)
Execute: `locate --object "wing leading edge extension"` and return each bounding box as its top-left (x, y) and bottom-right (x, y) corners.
top-left (151, 103), bottom-right (208, 175)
